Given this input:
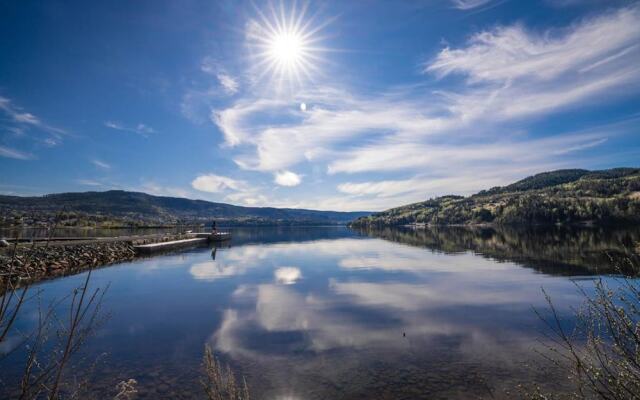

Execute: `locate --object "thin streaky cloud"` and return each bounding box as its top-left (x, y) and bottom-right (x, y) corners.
top-left (0, 145), bottom-right (34, 160)
top-left (91, 159), bottom-right (111, 169)
top-left (76, 179), bottom-right (104, 187)
top-left (553, 138), bottom-right (608, 155)
top-left (217, 72), bottom-right (239, 94)
top-left (0, 96), bottom-right (41, 126)
top-left (426, 6), bottom-right (640, 83)
top-left (0, 95), bottom-right (68, 153)
top-left (104, 121), bottom-right (155, 137)
top-left (0, 96), bottom-right (67, 136)
top-left (450, 0), bottom-right (493, 10)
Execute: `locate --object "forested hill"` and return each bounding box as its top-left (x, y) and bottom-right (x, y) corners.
top-left (0, 190), bottom-right (370, 227)
top-left (350, 168), bottom-right (640, 227)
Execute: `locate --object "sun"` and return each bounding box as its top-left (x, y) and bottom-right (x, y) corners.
top-left (270, 32), bottom-right (304, 67)
top-left (247, 2), bottom-right (330, 89)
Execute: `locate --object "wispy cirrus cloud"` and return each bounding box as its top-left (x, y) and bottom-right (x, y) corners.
top-left (201, 58), bottom-right (240, 95)
top-left (0, 145), bottom-right (34, 160)
top-left (426, 6), bottom-right (640, 83)
top-left (450, 0), bottom-right (494, 10)
top-left (104, 121), bottom-right (155, 137)
top-left (76, 179), bottom-right (104, 187)
top-left (217, 73), bottom-right (239, 95)
top-left (188, 4), bottom-right (640, 211)
top-left (215, 88), bottom-right (454, 172)
top-left (91, 159), bottom-right (111, 170)
top-left (181, 59), bottom-right (241, 124)
top-left (0, 96), bottom-right (68, 137)
top-left (0, 95), bottom-right (68, 158)
top-left (327, 132), bottom-right (610, 175)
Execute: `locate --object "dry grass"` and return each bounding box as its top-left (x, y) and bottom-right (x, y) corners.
top-left (1, 213), bottom-right (109, 400)
top-left (525, 257), bottom-right (640, 399)
top-left (114, 379), bottom-right (138, 399)
top-left (202, 345), bottom-right (250, 400)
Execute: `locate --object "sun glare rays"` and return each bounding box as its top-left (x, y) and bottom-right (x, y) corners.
top-left (247, 1), bottom-right (331, 92)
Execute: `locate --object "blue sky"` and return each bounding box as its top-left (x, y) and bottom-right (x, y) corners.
top-left (1, 0), bottom-right (639, 211)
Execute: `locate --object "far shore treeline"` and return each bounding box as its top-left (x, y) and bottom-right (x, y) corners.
top-left (0, 191), bottom-right (369, 228)
top-left (2, 168), bottom-right (639, 229)
top-left (350, 168), bottom-right (640, 227)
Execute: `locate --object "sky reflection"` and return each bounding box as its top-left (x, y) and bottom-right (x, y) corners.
top-left (3, 226), bottom-right (632, 399)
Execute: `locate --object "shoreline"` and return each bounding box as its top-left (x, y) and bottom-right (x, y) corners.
top-left (0, 233), bottom-right (197, 290)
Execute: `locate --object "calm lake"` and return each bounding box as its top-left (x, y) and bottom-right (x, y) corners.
top-left (2, 226), bottom-right (639, 399)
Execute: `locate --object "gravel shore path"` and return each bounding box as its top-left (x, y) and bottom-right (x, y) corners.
top-left (0, 234), bottom-right (193, 289)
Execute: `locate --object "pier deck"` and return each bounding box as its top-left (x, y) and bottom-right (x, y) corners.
top-left (133, 238), bottom-right (208, 254)
top-left (188, 232), bottom-right (232, 241)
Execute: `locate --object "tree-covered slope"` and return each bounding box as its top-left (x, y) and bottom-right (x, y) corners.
top-left (350, 168), bottom-right (640, 227)
top-left (0, 190), bottom-right (370, 227)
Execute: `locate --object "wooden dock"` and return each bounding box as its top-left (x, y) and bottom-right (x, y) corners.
top-left (188, 232), bottom-right (231, 241)
top-left (133, 238), bottom-right (208, 254)
top-left (133, 232), bottom-right (231, 254)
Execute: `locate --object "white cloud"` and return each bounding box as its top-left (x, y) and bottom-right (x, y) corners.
top-left (450, 0), bottom-right (493, 10)
top-left (337, 176), bottom-right (502, 199)
top-left (0, 96), bottom-right (41, 126)
top-left (0, 95), bottom-right (67, 149)
top-left (136, 123), bottom-right (154, 134)
top-left (216, 88), bottom-right (453, 172)
top-left (217, 73), bottom-right (239, 95)
top-left (215, 8), bottom-right (640, 176)
top-left (201, 58), bottom-right (239, 95)
top-left (426, 6), bottom-right (640, 83)
top-left (76, 179), bottom-right (104, 187)
top-left (553, 138), bottom-right (608, 155)
top-left (212, 98), bottom-right (285, 147)
top-left (91, 159), bottom-right (111, 169)
top-left (328, 132), bottom-right (607, 175)
top-left (0, 145), bottom-right (34, 160)
top-left (274, 170), bottom-right (302, 187)
top-left (191, 173), bottom-right (247, 193)
top-left (42, 138), bottom-right (59, 147)
top-left (325, 130), bottom-right (617, 210)
top-left (204, 5), bottom-right (640, 211)
top-left (181, 59), bottom-right (241, 123)
top-left (104, 121), bottom-right (155, 137)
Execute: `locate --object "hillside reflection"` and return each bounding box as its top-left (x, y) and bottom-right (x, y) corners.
top-left (353, 225), bottom-right (640, 275)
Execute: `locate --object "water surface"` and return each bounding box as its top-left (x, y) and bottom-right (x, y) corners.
top-left (2, 226), bottom-right (639, 399)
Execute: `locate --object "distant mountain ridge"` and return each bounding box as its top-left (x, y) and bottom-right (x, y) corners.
top-left (0, 190), bottom-right (370, 227)
top-left (351, 168), bottom-right (640, 227)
